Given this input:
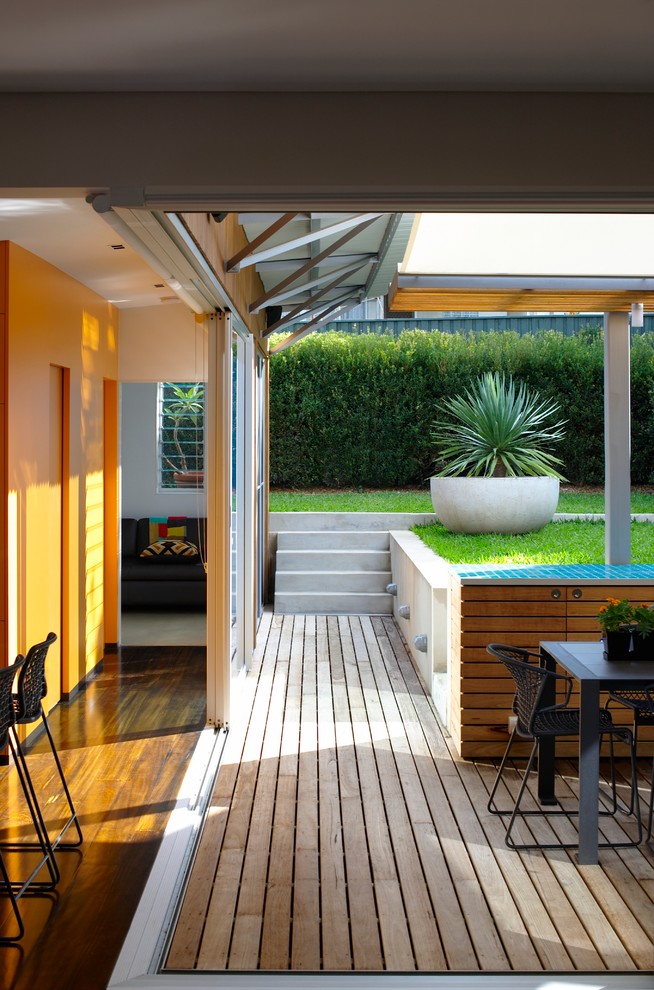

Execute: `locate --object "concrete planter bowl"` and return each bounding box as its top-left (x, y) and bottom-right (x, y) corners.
top-left (430, 475), bottom-right (560, 534)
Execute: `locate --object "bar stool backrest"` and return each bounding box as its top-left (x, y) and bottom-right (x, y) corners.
top-left (14, 633), bottom-right (57, 725)
top-left (0, 656), bottom-right (25, 749)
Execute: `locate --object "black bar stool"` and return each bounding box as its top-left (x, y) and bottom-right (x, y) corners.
top-left (0, 655), bottom-right (59, 941)
top-left (11, 633), bottom-right (83, 852)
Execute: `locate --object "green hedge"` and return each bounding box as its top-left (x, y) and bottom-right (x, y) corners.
top-left (268, 329), bottom-right (654, 487)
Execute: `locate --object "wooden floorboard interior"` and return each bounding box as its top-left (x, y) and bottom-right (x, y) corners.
top-left (166, 613), bottom-right (654, 975)
top-left (0, 644), bottom-right (206, 990)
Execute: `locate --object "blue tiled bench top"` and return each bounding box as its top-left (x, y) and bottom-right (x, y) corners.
top-left (452, 563), bottom-right (654, 582)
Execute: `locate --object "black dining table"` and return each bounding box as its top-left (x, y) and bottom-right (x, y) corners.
top-left (539, 639), bottom-right (654, 864)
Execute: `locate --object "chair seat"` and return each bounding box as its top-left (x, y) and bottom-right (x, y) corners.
top-left (607, 684), bottom-right (654, 838)
top-left (532, 707), bottom-right (615, 736)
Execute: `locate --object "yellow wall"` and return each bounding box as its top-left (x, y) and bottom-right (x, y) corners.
top-left (4, 242), bottom-right (118, 708)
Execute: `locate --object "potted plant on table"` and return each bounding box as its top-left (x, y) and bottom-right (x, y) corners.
top-left (597, 597), bottom-right (654, 660)
top-left (430, 371), bottom-right (567, 534)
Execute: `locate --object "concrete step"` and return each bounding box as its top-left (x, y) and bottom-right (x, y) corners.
top-left (277, 530), bottom-right (390, 551)
top-left (274, 591), bottom-right (393, 615)
top-left (275, 569), bottom-right (392, 593)
top-left (276, 549), bottom-right (391, 572)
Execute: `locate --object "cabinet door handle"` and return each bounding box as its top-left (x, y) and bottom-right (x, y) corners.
top-left (572, 588), bottom-right (582, 600)
top-left (551, 588), bottom-right (561, 599)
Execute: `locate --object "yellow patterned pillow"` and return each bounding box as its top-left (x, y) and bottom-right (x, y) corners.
top-left (140, 539), bottom-right (198, 559)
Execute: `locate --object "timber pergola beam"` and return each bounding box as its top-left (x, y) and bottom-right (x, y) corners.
top-left (389, 273), bottom-right (654, 313)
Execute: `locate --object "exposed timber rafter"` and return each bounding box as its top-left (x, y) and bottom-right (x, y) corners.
top-left (248, 215), bottom-right (382, 313)
top-left (252, 257), bottom-right (373, 315)
top-left (366, 213), bottom-right (402, 295)
top-left (228, 212), bottom-right (382, 274)
top-left (269, 295), bottom-right (363, 354)
top-left (225, 212), bottom-right (300, 272)
top-left (255, 252), bottom-right (378, 273)
top-left (262, 260), bottom-right (372, 336)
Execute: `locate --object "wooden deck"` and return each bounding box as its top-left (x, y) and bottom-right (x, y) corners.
top-left (166, 612), bottom-right (654, 975)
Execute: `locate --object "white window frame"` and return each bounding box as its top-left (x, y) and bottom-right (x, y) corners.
top-left (156, 381), bottom-right (206, 493)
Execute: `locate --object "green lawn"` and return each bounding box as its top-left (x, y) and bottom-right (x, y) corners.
top-left (269, 489), bottom-right (434, 512)
top-left (269, 488), bottom-right (654, 514)
top-left (413, 519), bottom-right (654, 565)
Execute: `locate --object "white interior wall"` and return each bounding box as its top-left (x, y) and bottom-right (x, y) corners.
top-left (119, 303), bottom-right (208, 520)
top-left (119, 303), bottom-right (206, 382)
top-left (120, 382), bottom-right (206, 519)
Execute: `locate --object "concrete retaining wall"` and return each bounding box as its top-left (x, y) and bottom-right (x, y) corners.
top-left (389, 531), bottom-right (450, 727)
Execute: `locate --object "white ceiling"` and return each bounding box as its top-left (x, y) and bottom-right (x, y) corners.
top-left (0, 196), bottom-right (171, 308)
top-left (1, 0), bottom-right (654, 93)
top-left (3, 1), bottom-right (654, 310)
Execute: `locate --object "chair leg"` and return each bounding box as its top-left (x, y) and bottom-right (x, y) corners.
top-left (647, 755), bottom-right (654, 843)
top-left (5, 734), bottom-right (59, 889)
top-left (604, 699), bottom-right (643, 816)
top-left (625, 731), bottom-right (642, 845)
top-left (39, 710), bottom-right (83, 848)
top-left (504, 728), bottom-right (642, 851)
top-left (505, 741), bottom-right (541, 849)
top-left (487, 725), bottom-right (519, 815)
top-left (7, 709), bottom-right (82, 856)
top-left (0, 736), bottom-right (62, 941)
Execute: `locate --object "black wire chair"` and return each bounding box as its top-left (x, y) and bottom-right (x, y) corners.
top-left (486, 643), bottom-right (642, 850)
top-left (0, 655), bottom-right (59, 941)
top-left (10, 633), bottom-right (82, 853)
top-left (604, 687), bottom-right (654, 814)
top-left (641, 685), bottom-right (654, 842)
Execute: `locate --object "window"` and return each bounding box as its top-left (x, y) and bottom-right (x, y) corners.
top-left (158, 381), bottom-right (205, 490)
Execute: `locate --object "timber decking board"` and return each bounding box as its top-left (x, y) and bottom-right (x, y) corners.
top-left (166, 613), bottom-right (654, 975)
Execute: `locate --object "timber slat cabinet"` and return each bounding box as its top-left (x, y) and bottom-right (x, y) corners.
top-left (450, 579), bottom-right (654, 759)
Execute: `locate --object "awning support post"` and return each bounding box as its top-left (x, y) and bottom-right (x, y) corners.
top-left (603, 311), bottom-right (631, 564)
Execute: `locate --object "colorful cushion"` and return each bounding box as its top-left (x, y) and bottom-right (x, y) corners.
top-left (140, 539), bottom-right (199, 560)
top-left (148, 516), bottom-right (187, 544)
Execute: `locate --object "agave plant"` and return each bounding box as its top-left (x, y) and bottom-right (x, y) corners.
top-left (432, 371), bottom-right (567, 478)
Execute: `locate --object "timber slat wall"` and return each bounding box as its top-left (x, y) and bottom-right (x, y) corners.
top-left (166, 612), bottom-right (654, 974)
top-left (452, 581), bottom-right (654, 759)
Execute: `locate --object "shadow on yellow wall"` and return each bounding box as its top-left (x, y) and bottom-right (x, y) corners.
top-left (3, 241), bottom-right (119, 712)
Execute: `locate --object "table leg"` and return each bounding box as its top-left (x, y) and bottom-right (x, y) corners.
top-left (537, 650), bottom-right (558, 805)
top-left (577, 679), bottom-right (601, 865)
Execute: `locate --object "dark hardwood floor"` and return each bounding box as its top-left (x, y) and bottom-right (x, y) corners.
top-left (0, 645), bottom-right (206, 990)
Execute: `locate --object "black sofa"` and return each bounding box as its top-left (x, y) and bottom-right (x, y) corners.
top-left (121, 517), bottom-right (207, 610)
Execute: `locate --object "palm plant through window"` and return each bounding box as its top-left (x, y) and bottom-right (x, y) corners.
top-left (158, 381), bottom-right (205, 489)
